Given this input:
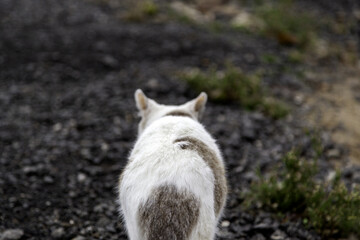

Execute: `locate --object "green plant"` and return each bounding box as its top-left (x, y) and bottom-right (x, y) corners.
top-left (306, 172), bottom-right (360, 236)
top-left (261, 53), bottom-right (280, 64)
top-left (124, 0), bottom-right (158, 22)
top-left (255, 0), bottom-right (317, 48)
top-left (287, 49), bottom-right (304, 63)
top-left (181, 65), bottom-right (289, 119)
top-left (247, 146), bottom-right (360, 238)
top-left (262, 97), bottom-right (289, 120)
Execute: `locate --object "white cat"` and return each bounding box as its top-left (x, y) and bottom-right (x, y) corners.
top-left (118, 89), bottom-right (227, 240)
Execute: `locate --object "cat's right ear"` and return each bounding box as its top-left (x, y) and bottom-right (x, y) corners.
top-left (135, 89), bottom-right (148, 112)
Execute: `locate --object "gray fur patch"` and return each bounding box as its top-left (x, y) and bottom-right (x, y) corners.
top-left (164, 111), bottom-right (193, 118)
top-left (138, 184), bottom-right (200, 240)
top-left (174, 137), bottom-right (227, 216)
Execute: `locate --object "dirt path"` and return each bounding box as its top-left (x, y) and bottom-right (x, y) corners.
top-left (306, 67), bottom-right (360, 165)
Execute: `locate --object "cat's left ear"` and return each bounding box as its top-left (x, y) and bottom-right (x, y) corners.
top-left (187, 92), bottom-right (207, 119)
top-left (135, 89), bottom-right (149, 112)
top-left (134, 89), bottom-right (159, 117)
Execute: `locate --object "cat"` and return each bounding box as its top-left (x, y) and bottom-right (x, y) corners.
top-left (118, 89), bottom-right (227, 240)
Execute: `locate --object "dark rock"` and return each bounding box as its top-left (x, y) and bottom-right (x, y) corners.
top-left (251, 233), bottom-right (266, 240)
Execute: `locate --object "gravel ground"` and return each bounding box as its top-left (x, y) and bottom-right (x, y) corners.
top-left (0, 0), bottom-right (358, 239)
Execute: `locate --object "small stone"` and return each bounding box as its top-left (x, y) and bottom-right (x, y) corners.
top-left (77, 173), bottom-right (87, 183)
top-left (146, 78), bottom-right (159, 89)
top-left (69, 191), bottom-right (77, 198)
top-left (327, 148), bottom-right (341, 158)
top-left (216, 228), bottom-right (234, 238)
top-left (0, 229), bottom-right (24, 240)
top-left (53, 123), bottom-right (62, 132)
top-left (251, 233), bottom-right (266, 240)
top-left (216, 114), bottom-right (226, 122)
top-left (101, 142), bottom-right (109, 152)
top-left (94, 203), bottom-right (107, 213)
top-left (51, 227), bottom-right (65, 239)
top-left (221, 220), bottom-right (230, 227)
top-left (80, 148), bottom-right (91, 159)
top-left (22, 166), bottom-right (38, 174)
top-left (231, 11), bottom-right (252, 27)
top-left (255, 140), bottom-right (263, 149)
top-left (101, 55), bottom-right (119, 68)
top-left (44, 176), bottom-right (54, 184)
top-left (271, 229), bottom-right (287, 240)
top-left (294, 94), bottom-right (304, 105)
top-left (253, 223), bottom-right (275, 235)
top-left (326, 171), bottom-right (336, 182)
top-left (72, 236), bottom-right (86, 240)
top-left (170, 2), bottom-right (209, 24)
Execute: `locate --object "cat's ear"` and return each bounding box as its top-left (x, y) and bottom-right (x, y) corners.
top-left (134, 89), bottom-right (158, 114)
top-left (187, 92), bottom-right (207, 119)
top-left (135, 89), bottom-right (148, 111)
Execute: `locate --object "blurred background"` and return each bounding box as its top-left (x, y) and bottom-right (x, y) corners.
top-left (0, 0), bottom-right (359, 239)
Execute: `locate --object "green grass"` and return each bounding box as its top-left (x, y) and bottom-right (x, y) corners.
top-left (124, 0), bottom-right (158, 22)
top-left (246, 139), bottom-right (360, 238)
top-left (261, 53), bottom-right (281, 64)
top-left (255, 0), bottom-right (317, 48)
top-left (181, 65), bottom-right (289, 119)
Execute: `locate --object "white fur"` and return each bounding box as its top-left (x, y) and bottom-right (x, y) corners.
top-left (118, 90), bottom-right (225, 240)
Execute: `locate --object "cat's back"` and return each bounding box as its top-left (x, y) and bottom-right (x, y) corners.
top-left (120, 116), bottom-right (222, 240)
top-left (123, 116), bottom-right (217, 193)
top-left (132, 116), bottom-right (219, 157)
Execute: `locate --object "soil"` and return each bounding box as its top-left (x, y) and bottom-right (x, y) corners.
top-left (305, 69), bottom-right (360, 166)
top-left (0, 0), bottom-right (359, 239)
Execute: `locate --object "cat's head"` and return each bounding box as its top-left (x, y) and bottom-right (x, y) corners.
top-left (134, 89), bottom-right (207, 135)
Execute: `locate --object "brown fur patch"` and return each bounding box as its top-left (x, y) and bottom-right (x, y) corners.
top-left (138, 184), bottom-right (200, 240)
top-left (174, 137), bottom-right (227, 216)
top-left (164, 111), bottom-right (193, 118)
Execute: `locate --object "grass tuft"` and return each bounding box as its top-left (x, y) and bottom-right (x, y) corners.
top-left (181, 65), bottom-right (289, 119)
top-left (124, 0), bottom-right (158, 22)
top-left (247, 142), bottom-right (360, 238)
top-left (255, 0), bottom-right (317, 48)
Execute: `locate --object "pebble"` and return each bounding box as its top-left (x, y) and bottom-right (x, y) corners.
top-left (251, 233), bottom-right (266, 240)
top-left (51, 227), bottom-right (65, 239)
top-left (0, 229), bottom-right (24, 240)
top-left (101, 55), bottom-right (119, 68)
top-left (77, 173), bottom-right (87, 183)
top-left (326, 148), bottom-right (341, 158)
top-left (271, 229), bottom-right (287, 240)
top-left (72, 236), bottom-right (86, 240)
top-left (221, 220), bottom-right (230, 227)
top-left (53, 123), bottom-right (62, 132)
top-left (44, 176), bottom-right (54, 184)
